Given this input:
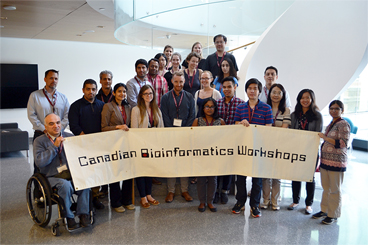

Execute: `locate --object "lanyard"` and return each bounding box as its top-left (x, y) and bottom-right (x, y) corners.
top-left (172, 91), bottom-right (184, 118)
top-left (264, 87), bottom-right (268, 98)
top-left (134, 76), bottom-right (146, 90)
top-left (300, 116), bottom-right (308, 130)
top-left (223, 97), bottom-right (233, 122)
top-left (272, 110), bottom-right (280, 126)
top-left (216, 52), bottom-right (226, 68)
top-left (325, 117), bottom-right (342, 135)
top-left (46, 133), bottom-right (63, 165)
top-left (247, 102), bottom-right (258, 123)
top-left (186, 69), bottom-right (196, 89)
top-left (43, 89), bottom-right (57, 112)
top-left (119, 105), bottom-right (127, 123)
top-left (147, 108), bottom-right (153, 127)
top-left (204, 117), bottom-right (214, 126)
top-left (147, 74), bottom-right (157, 87)
top-left (101, 93), bottom-right (113, 103)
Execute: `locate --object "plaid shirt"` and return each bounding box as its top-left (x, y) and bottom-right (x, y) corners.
top-left (147, 74), bottom-right (168, 107)
top-left (217, 96), bottom-right (245, 125)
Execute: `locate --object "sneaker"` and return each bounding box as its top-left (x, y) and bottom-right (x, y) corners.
top-left (213, 192), bottom-right (219, 204)
top-left (114, 206), bottom-right (126, 213)
top-left (322, 217), bottom-right (337, 225)
top-left (250, 206), bottom-right (262, 218)
top-left (272, 205), bottom-right (280, 211)
top-left (232, 202), bottom-right (244, 214)
top-left (123, 204), bottom-right (135, 210)
top-left (93, 197), bottom-right (105, 210)
top-left (79, 214), bottom-right (91, 228)
top-left (66, 217), bottom-right (78, 230)
top-left (221, 192), bottom-right (229, 204)
top-left (260, 200), bottom-right (270, 209)
top-left (312, 211), bottom-right (327, 219)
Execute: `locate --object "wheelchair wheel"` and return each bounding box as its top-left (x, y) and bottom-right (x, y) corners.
top-left (26, 173), bottom-right (52, 227)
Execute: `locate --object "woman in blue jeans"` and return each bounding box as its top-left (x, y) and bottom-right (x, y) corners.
top-left (288, 89), bottom-right (323, 214)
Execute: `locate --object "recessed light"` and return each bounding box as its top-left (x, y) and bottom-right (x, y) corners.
top-left (3, 5), bottom-right (16, 11)
top-left (84, 30), bottom-right (95, 33)
top-left (99, 8), bottom-right (105, 11)
top-left (97, 26), bottom-right (104, 28)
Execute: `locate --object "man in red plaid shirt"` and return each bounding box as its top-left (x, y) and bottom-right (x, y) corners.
top-left (147, 58), bottom-right (168, 107)
top-left (215, 76), bottom-right (245, 204)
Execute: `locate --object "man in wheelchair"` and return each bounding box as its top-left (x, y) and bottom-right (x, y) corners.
top-left (33, 113), bottom-right (91, 230)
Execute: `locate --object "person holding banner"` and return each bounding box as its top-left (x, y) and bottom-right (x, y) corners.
top-left (215, 76), bottom-right (245, 204)
top-left (192, 98), bottom-right (225, 212)
top-left (313, 100), bottom-right (350, 225)
top-left (288, 89), bottom-right (322, 214)
top-left (131, 84), bottom-right (164, 208)
top-left (233, 78), bottom-right (273, 217)
top-left (160, 70), bottom-right (196, 203)
top-left (101, 83), bottom-right (134, 213)
top-left (261, 83), bottom-right (291, 211)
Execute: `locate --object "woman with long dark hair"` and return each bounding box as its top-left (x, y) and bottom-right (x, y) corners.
top-left (288, 89), bottom-right (322, 214)
top-left (212, 58), bottom-right (238, 96)
top-left (192, 98), bottom-right (225, 212)
top-left (312, 100), bottom-right (350, 224)
top-left (131, 84), bottom-right (164, 208)
top-left (101, 83), bottom-right (134, 213)
top-left (261, 83), bottom-right (291, 211)
top-left (154, 53), bottom-right (167, 77)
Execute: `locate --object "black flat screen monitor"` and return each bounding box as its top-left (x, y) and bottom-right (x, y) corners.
top-left (0, 64), bottom-right (39, 109)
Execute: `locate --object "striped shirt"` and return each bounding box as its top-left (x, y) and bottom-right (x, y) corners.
top-left (234, 100), bottom-right (273, 125)
top-left (217, 96), bottom-right (245, 125)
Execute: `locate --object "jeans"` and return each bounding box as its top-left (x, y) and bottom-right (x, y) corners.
top-left (109, 179), bottom-right (133, 208)
top-left (136, 177), bottom-right (153, 198)
top-left (235, 176), bottom-right (262, 207)
top-left (48, 177), bottom-right (90, 218)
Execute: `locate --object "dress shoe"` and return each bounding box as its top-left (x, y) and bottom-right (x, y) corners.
top-left (93, 197), bottom-right (105, 210)
top-left (148, 199), bottom-right (160, 205)
top-left (165, 192), bottom-right (174, 203)
top-left (140, 201), bottom-right (150, 209)
top-left (67, 217), bottom-right (78, 230)
top-left (181, 192), bottom-right (193, 202)
top-left (208, 204), bottom-right (217, 212)
top-left (152, 178), bottom-right (162, 185)
top-left (198, 203), bottom-right (206, 212)
top-left (79, 214), bottom-right (91, 228)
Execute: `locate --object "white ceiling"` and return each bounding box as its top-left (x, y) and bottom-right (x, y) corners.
top-left (0, 0), bottom-right (121, 44)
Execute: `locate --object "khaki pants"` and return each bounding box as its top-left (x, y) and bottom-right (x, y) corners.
top-left (320, 168), bottom-right (344, 218)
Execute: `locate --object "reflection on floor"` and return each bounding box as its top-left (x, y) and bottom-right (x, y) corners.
top-left (1, 147), bottom-right (367, 244)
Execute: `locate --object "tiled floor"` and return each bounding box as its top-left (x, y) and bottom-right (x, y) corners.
top-left (0, 147), bottom-right (367, 244)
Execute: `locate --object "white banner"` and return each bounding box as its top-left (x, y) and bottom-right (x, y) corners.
top-left (63, 125), bottom-right (320, 190)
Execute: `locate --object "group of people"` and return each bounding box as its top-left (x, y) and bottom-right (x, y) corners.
top-left (27, 34), bottom-right (350, 229)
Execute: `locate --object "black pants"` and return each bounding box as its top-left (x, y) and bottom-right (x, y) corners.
top-left (216, 175), bottom-right (233, 192)
top-left (291, 178), bottom-right (315, 206)
top-left (136, 177), bottom-right (153, 198)
top-left (109, 179), bottom-right (133, 208)
top-left (235, 176), bottom-right (262, 207)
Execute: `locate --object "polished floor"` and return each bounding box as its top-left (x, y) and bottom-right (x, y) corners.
top-left (0, 145), bottom-right (367, 244)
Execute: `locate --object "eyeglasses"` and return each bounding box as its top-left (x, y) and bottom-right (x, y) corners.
top-left (143, 92), bottom-right (153, 96)
top-left (204, 106), bottom-right (215, 109)
top-left (329, 107), bottom-right (341, 111)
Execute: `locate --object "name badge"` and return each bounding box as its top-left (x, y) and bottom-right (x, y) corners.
top-left (173, 118), bottom-right (182, 127)
top-left (57, 164), bottom-right (68, 173)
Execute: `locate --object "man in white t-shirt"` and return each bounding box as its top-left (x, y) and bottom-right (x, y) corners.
top-left (258, 66), bottom-right (292, 108)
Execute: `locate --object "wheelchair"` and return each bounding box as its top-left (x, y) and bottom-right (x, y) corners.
top-left (26, 173), bottom-right (94, 236)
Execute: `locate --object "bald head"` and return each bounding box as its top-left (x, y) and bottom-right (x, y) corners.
top-left (44, 113), bottom-right (61, 137)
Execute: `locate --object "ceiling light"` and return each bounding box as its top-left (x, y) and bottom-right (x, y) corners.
top-left (84, 30), bottom-right (95, 33)
top-left (99, 8), bottom-right (105, 11)
top-left (3, 5), bottom-right (16, 10)
top-left (97, 26), bottom-right (104, 28)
